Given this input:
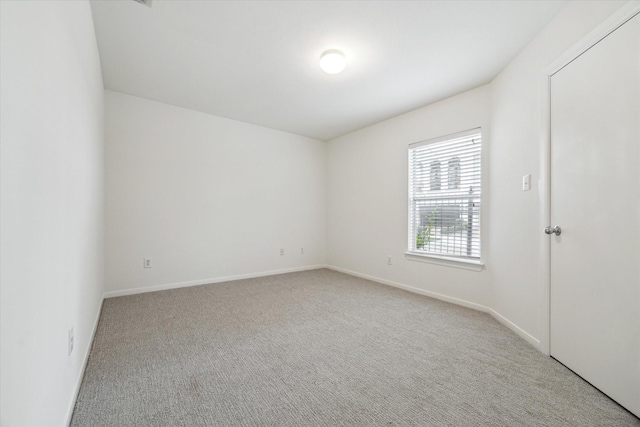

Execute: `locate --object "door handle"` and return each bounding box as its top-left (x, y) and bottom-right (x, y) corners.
top-left (544, 225), bottom-right (562, 236)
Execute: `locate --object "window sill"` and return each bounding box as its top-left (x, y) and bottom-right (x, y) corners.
top-left (404, 252), bottom-right (484, 272)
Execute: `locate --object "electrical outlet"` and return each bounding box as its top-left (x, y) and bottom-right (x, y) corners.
top-left (143, 257), bottom-right (152, 268)
top-left (68, 327), bottom-right (74, 356)
top-left (300, 248), bottom-right (304, 255)
top-left (280, 248), bottom-right (284, 256)
top-left (387, 255), bottom-right (392, 265)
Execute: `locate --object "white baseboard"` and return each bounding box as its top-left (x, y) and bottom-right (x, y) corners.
top-left (485, 306), bottom-right (540, 348)
top-left (327, 265), bottom-right (488, 312)
top-left (65, 296), bottom-right (104, 427)
top-left (63, 264), bottom-right (540, 426)
top-left (326, 265), bottom-right (541, 350)
top-left (104, 265), bottom-right (328, 299)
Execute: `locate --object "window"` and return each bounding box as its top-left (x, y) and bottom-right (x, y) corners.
top-left (408, 129), bottom-right (481, 260)
top-left (448, 157), bottom-right (461, 189)
top-left (429, 160), bottom-right (441, 191)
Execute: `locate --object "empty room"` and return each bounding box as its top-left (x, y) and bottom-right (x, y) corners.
top-left (1, 0), bottom-right (639, 426)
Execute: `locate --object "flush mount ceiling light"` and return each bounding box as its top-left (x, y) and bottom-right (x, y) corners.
top-left (319, 49), bottom-right (346, 75)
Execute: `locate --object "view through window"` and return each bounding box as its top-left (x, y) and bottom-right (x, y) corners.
top-left (408, 129), bottom-right (481, 259)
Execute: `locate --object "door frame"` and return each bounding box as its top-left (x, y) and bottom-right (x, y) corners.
top-left (539, 1), bottom-right (640, 355)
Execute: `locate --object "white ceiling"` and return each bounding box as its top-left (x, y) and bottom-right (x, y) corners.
top-left (90, 0), bottom-right (566, 141)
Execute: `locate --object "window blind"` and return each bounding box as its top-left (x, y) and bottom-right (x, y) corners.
top-left (408, 129), bottom-right (482, 259)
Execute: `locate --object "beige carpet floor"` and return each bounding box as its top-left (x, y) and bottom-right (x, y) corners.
top-left (71, 269), bottom-right (639, 426)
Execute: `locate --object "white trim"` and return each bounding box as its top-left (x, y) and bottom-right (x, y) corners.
top-left (65, 297), bottom-right (104, 427)
top-left (63, 263), bottom-right (541, 427)
top-left (327, 265), bottom-right (487, 311)
top-left (104, 265), bottom-right (327, 298)
top-left (486, 307), bottom-right (541, 349)
top-left (540, 1), bottom-right (640, 357)
top-left (545, 2), bottom-right (640, 76)
top-left (404, 251), bottom-right (484, 272)
top-left (64, 265), bottom-right (327, 424)
top-left (538, 73), bottom-right (552, 356)
top-left (409, 127), bottom-right (481, 149)
top-left (327, 265), bottom-right (540, 349)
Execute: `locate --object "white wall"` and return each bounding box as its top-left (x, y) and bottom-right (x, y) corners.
top-left (105, 91), bottom-right (326, 294)
top-left (0, 2), bottom-right (628, 424)
top-left (0, 2), bottom-right (105, 426)
top-left (326, 0), bottom-right (630, 350)
top-left (488, 0), bottom-right (629, 347)
top-left (327, 86), bottom-right (492, 308)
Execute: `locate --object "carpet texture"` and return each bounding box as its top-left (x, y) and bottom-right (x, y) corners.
top-left (71, 269), bottom-right (639, 426)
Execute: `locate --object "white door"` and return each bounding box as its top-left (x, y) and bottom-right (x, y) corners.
top-left (550, 13), bottom-right (640, 417)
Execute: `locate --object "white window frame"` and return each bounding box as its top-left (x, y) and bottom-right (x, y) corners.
top-left (405, 128), bottom-right (484, 271)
